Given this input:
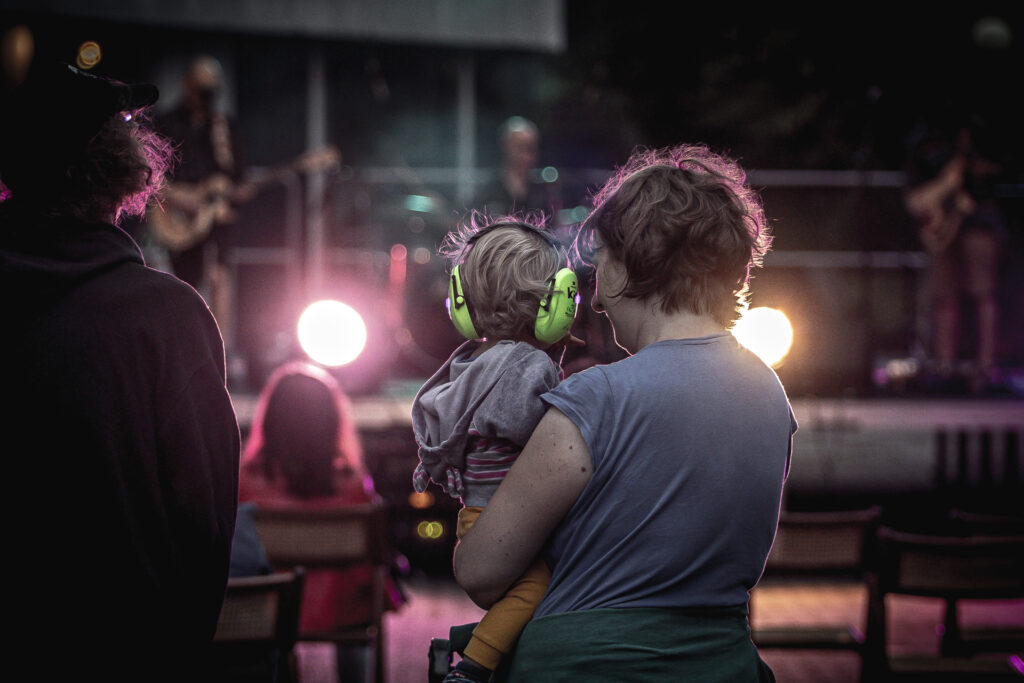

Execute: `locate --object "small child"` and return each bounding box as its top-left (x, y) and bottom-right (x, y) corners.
top-left (411, 214), bottom-right (579, 682)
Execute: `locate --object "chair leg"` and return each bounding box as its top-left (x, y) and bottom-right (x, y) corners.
top-left (429, 639), bottom-right (453, 683)
top-left (374, 635), bottom-right (384, 683)
top-left (861, 574), bottom-right (887, 683)
top-left (940, 597), bottom-right (964, 657)
top-left (285, 650), bottom-right (300, 683)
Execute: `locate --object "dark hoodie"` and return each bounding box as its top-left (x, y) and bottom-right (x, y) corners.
top-left (0, 202), bottom-right (239, 680)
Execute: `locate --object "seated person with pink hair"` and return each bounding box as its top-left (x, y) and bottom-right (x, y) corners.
top-left (237, 361), bottom-right (404, 680)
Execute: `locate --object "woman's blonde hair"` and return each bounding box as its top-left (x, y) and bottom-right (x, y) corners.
top-left (442, 211), bottom-right (566, 341)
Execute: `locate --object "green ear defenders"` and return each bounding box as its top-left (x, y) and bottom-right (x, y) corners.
top-left (445, 225), bottom-right (580, 344)
top-left (535, 267), bottom-right (580, 344)
top-left (446, 264), bottom-right (479, 339)
top-left (447, 264), bottom-right (579, 344)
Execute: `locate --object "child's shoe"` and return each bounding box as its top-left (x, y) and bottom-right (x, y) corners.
top-left (442, 657), bottom-right (492, 683)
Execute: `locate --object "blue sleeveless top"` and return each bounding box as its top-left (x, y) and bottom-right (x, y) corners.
top-left (536, 332), bottom-right (796, 617)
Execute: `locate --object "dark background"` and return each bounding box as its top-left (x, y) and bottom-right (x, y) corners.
top-left (4, 0), bottom-right (1023, 573)
top-left (3, 2), bottom-right (1023, 399)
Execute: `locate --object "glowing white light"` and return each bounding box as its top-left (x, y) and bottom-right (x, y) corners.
top-left (297, 300), bottom-right (367, 367)
top-left (732, 307), bottom-right (793, 368)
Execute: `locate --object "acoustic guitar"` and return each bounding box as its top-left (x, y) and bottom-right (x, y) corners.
top-left (148, 146), bottom-right (340, 253)
top-left (903, 154), bottom-right (976, 254)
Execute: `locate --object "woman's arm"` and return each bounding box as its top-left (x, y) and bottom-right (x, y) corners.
top-left (453, 407), bottom-right (592, 608)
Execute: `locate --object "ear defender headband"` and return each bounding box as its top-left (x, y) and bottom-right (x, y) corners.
top-left (446, 224), bottom-right (580, 344)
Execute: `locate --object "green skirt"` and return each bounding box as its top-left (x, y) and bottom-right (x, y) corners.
top-left (502, 605), bottom-right (774, 682)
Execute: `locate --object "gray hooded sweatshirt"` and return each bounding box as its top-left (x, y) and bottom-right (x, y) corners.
top-left (411, 339), bottom-right (560, 507)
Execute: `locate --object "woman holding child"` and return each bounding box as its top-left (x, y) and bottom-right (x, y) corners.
top-left (453, 144), bottom-right (797, 681)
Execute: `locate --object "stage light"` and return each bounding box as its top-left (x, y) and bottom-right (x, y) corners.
top-left (2, 26), bottom-right (34, 87)
top-left (972, 16), bottom-right (1012, 50)
top-left (76, 41), bottom-right (101, 70)
top-left (404, 194), bottom-right (435, 213)
top-left (570, 205), bottom-right (589, 222)
top-left (408, 491), bottom-right (435, 509)
top-left (732, 306), bottom-right (793, 368)
top-left (389, 243), bottom-right (407, 290)
top-left (416, 520), bottom-right (446, 540)
top-left (297, 299), bottom-right (367, 367)
top-left (558, 205), bottom-right (590, 227)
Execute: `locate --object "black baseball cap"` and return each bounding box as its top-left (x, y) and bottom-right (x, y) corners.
top-left (0, 62), bottom-right (159, 190)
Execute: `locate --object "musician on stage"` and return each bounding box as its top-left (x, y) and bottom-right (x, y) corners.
top-left (472, 116), bottom-right (562, 220)
top-left (904, 108), bottom-right (1007, 394)
top-left (155, 55), bottom-right (251, 361)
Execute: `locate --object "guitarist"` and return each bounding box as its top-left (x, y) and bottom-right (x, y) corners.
top-left (905, 111), bottom-right (1005, 392)
top-left (156, 54), bottom-right (251, 360)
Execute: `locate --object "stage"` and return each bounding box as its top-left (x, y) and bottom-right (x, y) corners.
top-left (232, 392), bottom-right (1024, 501)
top-left (231, 393), bottom-right (1024, 432)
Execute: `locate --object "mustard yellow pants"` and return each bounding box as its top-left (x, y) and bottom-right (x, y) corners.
top-left (457, 506), bottom-right (552, 671)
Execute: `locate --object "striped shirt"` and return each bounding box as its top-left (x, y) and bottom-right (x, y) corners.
top-left (464, 431), bottom-right (521, 485)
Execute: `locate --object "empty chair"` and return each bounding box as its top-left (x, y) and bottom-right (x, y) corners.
top-left (751, 506), bottom-right (882, 656)
top-left (941, 510), bottom-right (1024, 658)
top-left (862, 526), bottom-right (1024, 681)
top-left (211, 569), bottom-right (306, 683)
top-left (254, 502), bottom-right (394, 683)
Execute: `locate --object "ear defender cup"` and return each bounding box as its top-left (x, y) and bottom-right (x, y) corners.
top-left (534, 267), bottom-right (579, 344)
top-left (447, 265), bottom-right (480, 339)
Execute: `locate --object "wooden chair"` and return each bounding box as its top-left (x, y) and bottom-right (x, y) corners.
top-left (941, 510), bottom-right (1024, 658)
top-left (254, 502), bottom-right (393, 683)
top-left (862, 526), bottom-right (1024, 681)
top-left (211, 569), bottom-right (306, 683)
top-left (751, 506), bottom-right (881, 655)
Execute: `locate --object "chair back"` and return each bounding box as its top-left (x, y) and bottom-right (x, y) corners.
top-left (214, 569), bottom-right (306, 647)
top-left (254, 502), bottom-right (391, 569)
top-left (862, 527), bottom-right (1024, 680)
top-left (765, 506), bottom-right (882, 576)
top-left (252, 501), bottom-right (394, 683)
top-left (752, 507), bottom-right (882, 655)
top-left (211, 569), bottom-right (306, 682)
top-left (876, 527), bottom-right (1024, 599)
top-left (947, 509), bottom-right (1024, 536)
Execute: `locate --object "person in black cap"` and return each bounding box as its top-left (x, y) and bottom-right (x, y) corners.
top-left (0, 63), bottom-right (239, 681)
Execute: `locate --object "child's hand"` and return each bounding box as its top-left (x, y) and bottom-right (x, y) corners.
top-left (563, 333), bottom-right (586, 347)
top-left (549, 332), bottom-right (585, 353)
top-left (412, 462), bottom-right (431, 493)
top-left (443, 467), bottom-right (465, 498)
